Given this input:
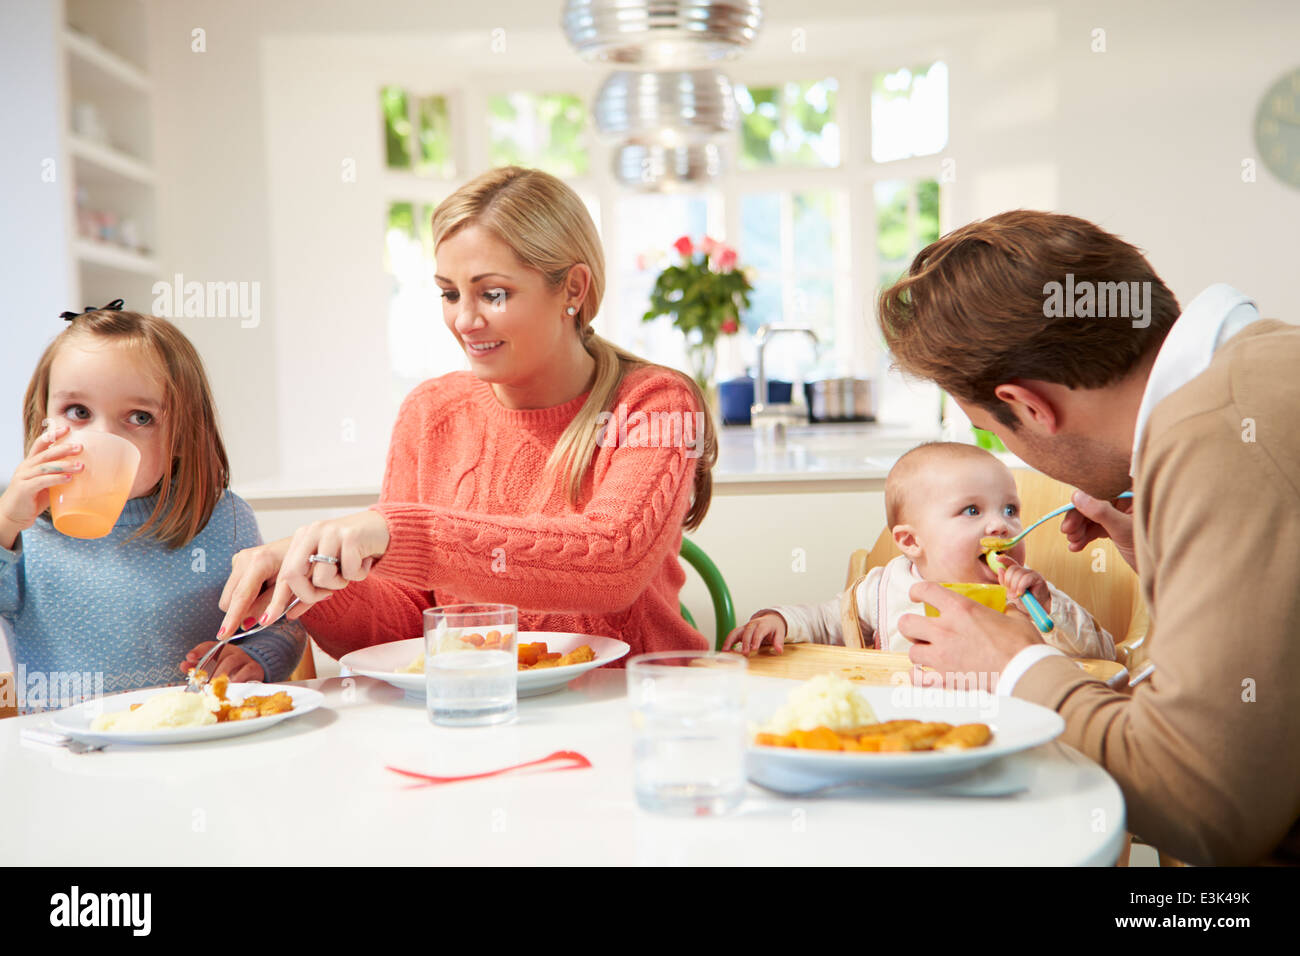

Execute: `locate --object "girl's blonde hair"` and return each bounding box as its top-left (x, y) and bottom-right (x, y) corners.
top-left (22, 309), bottom-right (231, 549)
top-left (431, 166), bottom-right (716, 530)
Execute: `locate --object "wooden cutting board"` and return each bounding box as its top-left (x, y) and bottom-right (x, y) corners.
top-left (737, 643), bottom-right (1128, 687)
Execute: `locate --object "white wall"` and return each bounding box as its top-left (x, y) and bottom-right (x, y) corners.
top-left (0, 0), bottom-right (75, 472)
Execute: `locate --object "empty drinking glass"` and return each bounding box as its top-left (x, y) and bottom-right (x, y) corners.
top-left (627, 650), bottom-right (747, 816)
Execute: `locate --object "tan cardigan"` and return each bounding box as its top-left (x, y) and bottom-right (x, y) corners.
top-left (1014, 320), bottom-right (1300, 865)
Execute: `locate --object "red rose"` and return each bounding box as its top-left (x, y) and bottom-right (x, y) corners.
top-left (720, 317), bottom-right (740, 334)
top-left (673, 235), bottom-right (694, 258)
top-left (717, 247), bottom-right (738, 271)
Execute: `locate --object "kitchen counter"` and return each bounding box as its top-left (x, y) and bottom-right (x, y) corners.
top-left (235, 422), bottom-right (947, 508)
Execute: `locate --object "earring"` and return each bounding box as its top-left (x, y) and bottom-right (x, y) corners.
top-left (566, 307), bottom-right (577, 316)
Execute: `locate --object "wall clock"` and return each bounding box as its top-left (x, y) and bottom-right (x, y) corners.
top-left (1255, 67), bottom-right (1300, 188)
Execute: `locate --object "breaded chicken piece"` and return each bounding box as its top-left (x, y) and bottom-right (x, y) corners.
top-left (934, 723), bottom-right (992, 751)
top-left (557, 645), bottom-right (595, 666)
top-left (877, 721), bottom-right (954, 752)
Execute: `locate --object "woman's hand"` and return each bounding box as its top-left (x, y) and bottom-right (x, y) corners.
top-left (1060, 490), bottom-right (1136, 570)
top-left (228, 510), bottom-right (392, 634)
top-left (723, 612), bottom-right (788, 655)
top-left (0, 422), bottom-right (84, 550)
top-left (178, 642), bottom-right (264, 682)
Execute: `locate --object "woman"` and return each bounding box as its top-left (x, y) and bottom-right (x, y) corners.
top-left (205, 166), bottom-right (717, 666)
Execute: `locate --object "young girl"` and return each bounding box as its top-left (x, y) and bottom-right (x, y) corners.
top-left (0, 305), bottom-right (305, 710)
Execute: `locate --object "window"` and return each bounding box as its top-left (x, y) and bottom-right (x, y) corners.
top-left (738, 190), bottom-right (847, 365)
top-left (381, 87), bottom-right (454, 177)
top-left (487, 92), bottom-right (589, 177)
top-left (619, 193), bottom-right (715, 372)
top-left (870, 61), bottom-right (948, 163)
top-left (384, 200), bottom-right (461, 405)
top-left (736, 78), bottom-right (840, 168)
top-left (373, 61), bottom-right (952, 407)
top-left (874, 178), bottom-right (940, 291)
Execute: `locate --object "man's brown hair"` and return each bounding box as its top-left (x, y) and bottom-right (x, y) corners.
top-left (878, 210), bottom-right (1181, 426)
top-left (23, 309), bottom-right (230, 549)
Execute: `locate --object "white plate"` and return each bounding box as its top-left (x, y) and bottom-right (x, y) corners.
top-left (50, 683), bottom-right (325, 746)
top-left (340, 631), bottom-right (630, 699)
top-left (746, 682), bottom-right (1064, 789)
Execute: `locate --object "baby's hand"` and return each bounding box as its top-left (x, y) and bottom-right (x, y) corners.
top-left (994, 555), bottom-right (1051, 613)
top-left (722, 612), bottom-right (788, 655)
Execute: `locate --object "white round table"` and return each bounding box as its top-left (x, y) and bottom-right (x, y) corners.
top-left (0, 672), bottom-right (1125, 865)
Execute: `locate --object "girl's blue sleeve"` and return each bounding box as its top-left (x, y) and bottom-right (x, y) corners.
top-left (222, 492), bottom-right (307, 682)
top-left (0, 537), bottom-right (24, 621)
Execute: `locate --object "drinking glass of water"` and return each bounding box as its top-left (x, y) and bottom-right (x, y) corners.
top-left (627, 650), bottom-right (747, 816)
top-left (423, 604), bottom-right (518, 727)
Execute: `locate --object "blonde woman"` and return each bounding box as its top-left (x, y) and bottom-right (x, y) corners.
top-left (207, 166), bottom-right (718, 667)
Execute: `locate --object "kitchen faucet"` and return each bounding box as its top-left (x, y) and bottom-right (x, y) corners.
top-left (751, 323), bottom-right (819, 437)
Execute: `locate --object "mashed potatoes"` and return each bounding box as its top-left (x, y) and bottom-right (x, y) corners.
top-left (91, 688), bottom-right (219, 732)
top-left (761, 673), bottom-right (878, 734)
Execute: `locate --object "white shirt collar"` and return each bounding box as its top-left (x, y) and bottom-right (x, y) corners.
top-left (1130, 284), bottom-right (1260, 475)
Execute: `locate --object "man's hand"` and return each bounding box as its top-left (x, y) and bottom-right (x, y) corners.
top-left (899, 582), bottom-right (1043, 690)
top-left (1060, 490), bottom-right (1136, 571)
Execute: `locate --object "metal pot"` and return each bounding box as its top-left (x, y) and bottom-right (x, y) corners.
top-left (807, 378), bottom-right (875, 422)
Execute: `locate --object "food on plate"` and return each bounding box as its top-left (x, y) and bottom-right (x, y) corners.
top-left (759, 673), bottom-right (879, 735)
top-left (92, 686), bottom-right (217, 732)
top-left (402, 638), bottom-right (596, 673)
top-left (518, 641), bottom-right (594, 670)
top-left (754, 718), bottom-right (993, 753)
top-left (753, 674), bottom-right (991, 753)
top-left (88, 671), bottom-right (294, 732)
top-left (207, 674), bottom-right (295, 722)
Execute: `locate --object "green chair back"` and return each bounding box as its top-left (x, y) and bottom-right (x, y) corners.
top-left (678, 537), bottom-right (736, 650)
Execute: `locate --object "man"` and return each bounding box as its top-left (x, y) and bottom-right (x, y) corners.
top-left (879, 210), bottom-right (1298, 866)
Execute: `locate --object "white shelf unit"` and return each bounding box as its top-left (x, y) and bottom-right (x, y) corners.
top-left (62, 0), bottom-right (159, 309)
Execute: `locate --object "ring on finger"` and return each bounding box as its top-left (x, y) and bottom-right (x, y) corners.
top-left (308, 554), bottom-right (340, 566)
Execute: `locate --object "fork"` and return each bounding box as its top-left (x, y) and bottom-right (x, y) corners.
top-left (186, 598), bottom-right (300, 692)
top-left (20, 727), bottom-right (107, 754)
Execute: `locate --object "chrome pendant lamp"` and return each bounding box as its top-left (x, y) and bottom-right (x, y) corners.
top-left (563, 1), bottom-right (763, 189)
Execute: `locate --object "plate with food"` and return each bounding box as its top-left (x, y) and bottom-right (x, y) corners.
top-left (50, 675), bottom-right (325, 745)
top-left (339, 631), bottom-right (629, 698)
top-left (747, 674), bottom-right (1064, 789)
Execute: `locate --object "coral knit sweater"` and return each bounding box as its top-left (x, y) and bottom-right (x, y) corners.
top-left (301, 366), bottom-right (709, 663)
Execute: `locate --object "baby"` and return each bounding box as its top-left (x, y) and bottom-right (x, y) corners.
top-left (723, 442), bottom-right (1116, 659)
